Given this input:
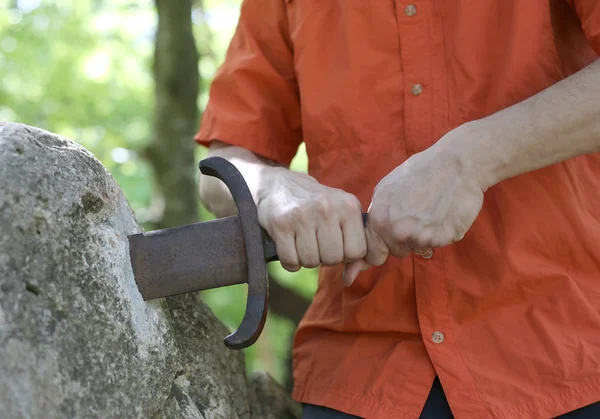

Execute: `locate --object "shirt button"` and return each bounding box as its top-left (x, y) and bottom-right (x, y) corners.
top-left (411, 83), bottom-right (423, 96)
top-left (405, 4), bottom-right (417, 16)
top-left (432, 331), bottom-right (445, 344)
top-left (420, 248), bottom-right (433, 259)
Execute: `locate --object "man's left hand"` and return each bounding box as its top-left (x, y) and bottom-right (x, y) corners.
top-left (343, 132), bottom-right (485, 285)
top-left (343, 58), bottom-right (600, 285)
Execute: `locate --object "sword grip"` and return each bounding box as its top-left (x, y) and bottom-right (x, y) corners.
top-left (262, 212), bottom-right (368, 262)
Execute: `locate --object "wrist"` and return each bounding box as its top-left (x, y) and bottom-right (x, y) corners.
top-left (434, 118), bottom-right (519, 192)
top-left (431, 121), bottom-right (487, 192)
top-left (256, 165), bottom-right (317, 205)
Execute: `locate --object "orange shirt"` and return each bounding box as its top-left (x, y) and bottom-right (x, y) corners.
top-left (195, 1), bottom-right (600, 418)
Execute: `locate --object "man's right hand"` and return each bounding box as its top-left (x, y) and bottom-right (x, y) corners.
top-left (198, 141), bottom-right (367, 273)
top-left (256, 167), bottom-right (367, 272)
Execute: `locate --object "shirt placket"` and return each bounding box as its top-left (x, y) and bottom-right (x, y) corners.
top-left (395, 0), bottom-right (433, 155)
top-left (414, 254), bottom-right (488, 418)
top-left (396, 2), bottom-right (487, 416)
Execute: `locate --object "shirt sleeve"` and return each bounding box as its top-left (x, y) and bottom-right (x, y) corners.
top-left (194, 0), bottom-right (302, 167)
top-left (567, 0), bottom-right (600, 55)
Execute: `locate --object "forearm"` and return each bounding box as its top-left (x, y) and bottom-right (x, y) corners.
top-left (198, 141), bottom-right (289, 217)
top-left (438, 58), bottom-right (600, 191)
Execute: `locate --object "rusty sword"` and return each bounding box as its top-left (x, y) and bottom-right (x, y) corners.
top-left (128, 156), bottom-right (367, 350)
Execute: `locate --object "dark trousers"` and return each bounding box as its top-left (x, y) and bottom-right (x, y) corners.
top-left (301, 377), bottom-right (600, 418)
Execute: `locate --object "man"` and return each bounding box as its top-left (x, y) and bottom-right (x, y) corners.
top-left (196, 1), bottom-right (600, 417)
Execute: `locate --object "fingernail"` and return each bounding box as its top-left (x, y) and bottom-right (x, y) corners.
top-left (345, 276), bottom-right (355, 287)
top-left (342, 265), bottom-right (354, 286)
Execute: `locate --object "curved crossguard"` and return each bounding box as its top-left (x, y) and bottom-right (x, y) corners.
top-left (198, 156), bottom-right (269, 350)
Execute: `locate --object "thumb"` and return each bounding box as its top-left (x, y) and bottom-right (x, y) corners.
top-left (342, 259), bottom-right (371, 286)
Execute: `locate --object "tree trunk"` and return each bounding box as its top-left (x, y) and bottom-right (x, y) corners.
top-left (147, 0), bottom-right (200, 229)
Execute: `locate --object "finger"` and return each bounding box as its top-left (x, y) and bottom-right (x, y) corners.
top-left (317, 220), bottom-right (344, 266)
top-left (340, 212), bottom-right (368, 262)
top-left (273, 232), bottom-right (301, 272)
top-left (387, 240), bottom-right (412, 260)
top-left (295, 229), bottom-right (320, 269)
top-left (383, 220), bottom-right (419, 259)
top-left (342, 259), bottom-right (371, 286)
top-left (407, 228), bottom-right (434, 255)
top-left (379, 221), bottom-right (414, 260)
top-left (363, 227), bottom-right (390, 266)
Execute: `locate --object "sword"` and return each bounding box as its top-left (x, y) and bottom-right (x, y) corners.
top-left (128, 156), bottom-right (367, 350)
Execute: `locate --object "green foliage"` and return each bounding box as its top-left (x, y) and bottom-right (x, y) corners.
top-left (0, 0), bottom-right (318, 387)
top-left (0, 0), bottom-right (157, 221)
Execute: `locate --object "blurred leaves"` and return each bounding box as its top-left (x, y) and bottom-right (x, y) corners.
top-left (0, 0), bottom-right (157, 222)
top-left (0, 0), bottom-right (318, 388)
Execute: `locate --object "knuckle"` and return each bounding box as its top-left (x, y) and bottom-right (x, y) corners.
top-left (412, 235), bottom-right (432, 250)
top-left (368, 209), bottom-right (389, 232)
top-left (278, 254), bottom-right (299, 271)
top-left (301, 258), bottom-right (320, 269)
top-left (340, 193), bottom-right (362, 212)
top-left (291, 205), bottom-right (315, 225)
top-left (366, 252), bottom-right (387, 267)
top-left (440, 226), bottom-right (463, 245)
top-left (429, 237), bottom-right (445, 248)
top-left (346, 243), bottom-right (367, 261)
top-left (271, 205), bottom-right (313, 230)
top-left (314, 199), bottom-right (332, 220)
top-left (322, 258), bottom-right (343, 267)
top-left (287, 205), bottom-right (304, 221)
top-left (364, 242), bottom-right (387, 266)
top-left (298, 247), bottom-right (320, 269)
top-left (322, 250), bottom-right (344, 266)
top-left (390, 223), bottom-right (410, 245)
top-left (271, 211), bottom-right (293, 231)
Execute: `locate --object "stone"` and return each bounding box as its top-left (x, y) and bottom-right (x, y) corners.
top-left (248, 371), bottom-right (304, 419)
top-left (0, 123), bottom-right (301, 419)
top-left (164, 294), bottom-right (252, 418)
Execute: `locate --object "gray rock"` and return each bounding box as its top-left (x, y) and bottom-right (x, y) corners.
top-left (0, 123), bottom-right (301, 419)
top-left (164, 294), bottom-right (252, 418)
top-left (248, 371), bottom-right (304, 419)
top-left (158, 375), bottom-right (206, 419)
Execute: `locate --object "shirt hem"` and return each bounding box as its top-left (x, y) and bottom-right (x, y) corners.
top-left (292, 382), bottom-right (422, 419)
top-left (490, 375), bottom-right (600, 419)
top-left (292, 375), bottom-right (600, 419)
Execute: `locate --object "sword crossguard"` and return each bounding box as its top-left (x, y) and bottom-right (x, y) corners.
top-left (199, 156), bottom-right (269, 350)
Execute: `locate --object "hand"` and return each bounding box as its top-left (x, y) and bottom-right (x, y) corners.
top-left (343, 142), bottom-right (485, 285)
top-left (257, 168), bottom-right (367, 272)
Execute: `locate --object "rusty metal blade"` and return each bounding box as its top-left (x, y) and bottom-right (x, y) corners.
top-left (128, 216), bottom-right (248, 300)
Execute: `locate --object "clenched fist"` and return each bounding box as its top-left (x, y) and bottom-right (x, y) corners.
top-left (257, 168), bottom-right (367, 272)
top-left (343, 142), bottom-right (485, 285)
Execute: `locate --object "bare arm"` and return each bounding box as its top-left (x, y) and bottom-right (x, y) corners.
top-left (442, 58), bottom-right (600, 191)
top-left (198, 140), bottom-right (283, 218)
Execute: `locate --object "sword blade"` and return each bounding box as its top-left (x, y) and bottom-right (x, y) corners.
top-left (128, 216), bottom-right (248, 300)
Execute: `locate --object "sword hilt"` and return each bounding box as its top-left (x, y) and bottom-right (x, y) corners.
top-left (199, 156), bottom-right (369, 350)
top-left (199, 156), bottom-right (270, 350)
